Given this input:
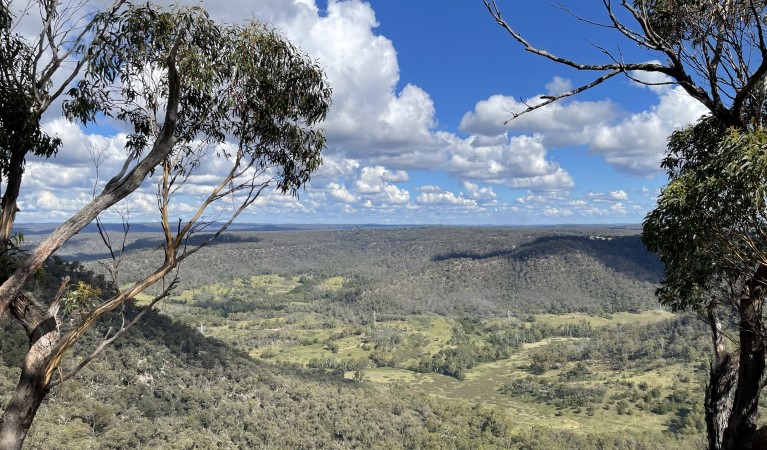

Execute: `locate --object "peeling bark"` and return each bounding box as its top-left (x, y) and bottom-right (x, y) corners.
top-left (0, 149), bottom-right (25, 248)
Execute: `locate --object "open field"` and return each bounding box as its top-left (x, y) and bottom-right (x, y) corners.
top-left (144, 271), bottom-right (706, 438)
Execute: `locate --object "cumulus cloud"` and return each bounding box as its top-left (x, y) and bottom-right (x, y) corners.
top-left (461, 76), bottom-right (708, 177)
top-left (327, 183), bottom-right (358, 203)
top-left (256, 0), bottom-right (439, 162)
top-left (39, 118), bottom-right (128, 169)
top-left (545, 76), bottom-right (573, 96)
top-left (459, 90), bottom-right (620, 146)
top-left (445, 133), bottom-right (574, 190)
top-left (416, 186), bottom-right (477, 207)
top-left (462, 181), bottom-right (497, 201)
top-left (355, 166), bottom-right (409, 194)
top-left (543, 208), bottom-right (573, 217)
top-left (15, 1), bottom-right (698, 225)
top-left (609, 190), bottom-right (629, 201)
top-left (589, 86), bottom-right (708, 175)
top-left (377, 184), bottom-right (411, 205)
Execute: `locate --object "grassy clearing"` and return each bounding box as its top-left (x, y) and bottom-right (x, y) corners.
top-left (317, 276), bottom-right (345, 292)
top-left (133, 292), bottom-right (154, 306)
top-left (149, 275), bottom-right (700, 438)
top-left (163, 274), bottom-right (303, 305)
top-left (249, 274), bottom-right (300, 294)
top-left (534, 310), bottom-right (673, 328)
top-left (362, 337), bottom-right (689, 436)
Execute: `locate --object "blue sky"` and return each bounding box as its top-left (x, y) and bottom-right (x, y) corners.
top-left (20, 0), bottom-right (710, 225)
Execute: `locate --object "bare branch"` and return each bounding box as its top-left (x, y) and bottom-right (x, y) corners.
top-left (506, 70), bottom-right (622, 121)
top-left (49, 277), bottom-right (177, 387)
top-left (46, 275), bottom-right (70, 319)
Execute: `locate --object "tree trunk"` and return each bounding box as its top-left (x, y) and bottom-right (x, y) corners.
top-left (0, 295), bottom-right (59, 450)
top-left (705, 305), bottom-right (738, 450)
top-left (0, 364), bottom-right (51, 450)
top-left (0, 149), bottom-right (26, 249)
top-left (705, 352), bottom-right (737, 450)
top-left (721, 265), bottom-right (767, 450)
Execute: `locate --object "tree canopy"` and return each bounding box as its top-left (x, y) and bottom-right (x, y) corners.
top-left (485, 1), bottom-right (767, 448)
top-left (0, 2), bottom-right (330, 448)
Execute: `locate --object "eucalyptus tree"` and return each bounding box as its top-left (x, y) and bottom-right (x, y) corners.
top-left (0, 0), bottom-right (127, 247)
top-left (643, 118), bottom-right (767, 449)
top-left (0, 3), bottom-right (330, 449)
top-left (485, 1), bottom-right (767, 448)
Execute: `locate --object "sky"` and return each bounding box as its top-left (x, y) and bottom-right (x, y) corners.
top-left (18, 0), bottom-right (711, 225)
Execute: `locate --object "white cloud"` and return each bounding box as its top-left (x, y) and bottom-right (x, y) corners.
top-left (463, 181), bottom-right (497, 200)
top-left (379, 184), bottom-right (410, 205)
top-left (416, 187), bottom-right (477, 207)
top-left (461, 78), bottom-right (708, 177)
top-left (32, 190), bottom-right (91, 212)
top-left (263, 1), bottom-right (438, 163)
top-left (356, 166), bottom-right (409, 194)
top-left (543, 208), bottom-right (573, 217)
top-left (39, 118), bottom-right (129, 169)
top-left (609, 190), bottom-right (629, 201)
top-left (326, 182), bottom-right (358, 203)
top-left (589, 86), bottom-right (708, 175)
top-left (545, 76), bottom-right (573, 96)
top-left (445, 133), bottom-right (574, 190)
top-left (12, 1), bottom-right (688, 225)
top-left (313, 152), bottom-right (361, 179)
top-left (459, 83), bottom-right (621, 145)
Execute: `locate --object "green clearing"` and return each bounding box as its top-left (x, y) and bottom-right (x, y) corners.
top-left (534, 310), bottom-right (673, 328)
top-left (249, 274), bottom-right (301, 293)
top-left (162, 274), bottom-right (304, 305)
top-left (317, 276), bottom-right (345, 291)
top-left (148, 273), bottom-right (706, 439)
top-left (358, 338), bottom-right (687, 435)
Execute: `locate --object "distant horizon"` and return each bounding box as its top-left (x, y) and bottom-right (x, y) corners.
top-left (14, 221), bottom-right (644, 230)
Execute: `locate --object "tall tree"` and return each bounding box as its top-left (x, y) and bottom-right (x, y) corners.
top-left (643, 118), bottom-right (767, 449)
top-left (484, 1), bottom-right (767, 448)
top-left (0, 3), bottom-right (330, 449)
top-left (0, 0), bottom-right (127, 248)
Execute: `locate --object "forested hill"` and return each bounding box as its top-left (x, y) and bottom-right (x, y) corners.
top-left (0, 226), bottom-right (706, 449)
top-left (52, 226), bottom-right (663, 318)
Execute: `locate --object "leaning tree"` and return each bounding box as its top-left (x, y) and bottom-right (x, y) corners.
top-left (0, 3), bottom-right (331, 449)
top-left (485, 1), bottom-right (767, 448)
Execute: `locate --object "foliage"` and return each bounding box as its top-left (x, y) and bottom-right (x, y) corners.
top-left (0, 2), bottom-right (331, 448)
top-left (66, 4), bottom-right (330, 196)
top-left (643, 118), bottom-right (767, 311)
top-left (62, 282), bottom-right (103, 317)
top-left (0, 3), bottom-right (63, 166)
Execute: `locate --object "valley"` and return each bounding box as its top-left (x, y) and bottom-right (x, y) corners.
top-left (2, 226), bottom-right (713, 448)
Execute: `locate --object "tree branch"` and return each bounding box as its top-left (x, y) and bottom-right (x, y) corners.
top-left (0, 38), bottom-right (181, 321)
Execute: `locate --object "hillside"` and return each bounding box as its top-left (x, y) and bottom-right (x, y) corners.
top-left (0, 226), bottom-right (709, 449)
top-left (51, 226), bottom-right (662, 317)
